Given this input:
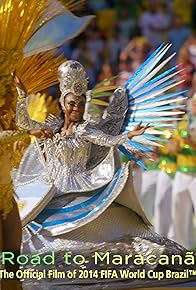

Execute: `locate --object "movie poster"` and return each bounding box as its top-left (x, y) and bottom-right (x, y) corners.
top-left (0, 0), bottom-right (196, 290)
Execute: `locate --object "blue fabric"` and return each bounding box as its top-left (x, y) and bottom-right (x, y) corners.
top-left (35, 167), bottom-right (123, 228)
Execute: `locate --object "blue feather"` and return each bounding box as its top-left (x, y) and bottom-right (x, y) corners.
top-left (140, 134), bottom-right (166, 142)
top-left (128, 77), bottom-right (181, 101)
top-left (153, 124), bottom-right (177, 128)
top-left (118, 145), bottom-right (147, 170)
top-left (121, 123), bottom-right (177, 133)
top-left (126, 140), bottom-right (154, 152)
top-left (131, 65), bottom-right (178, 96)
top-left (128, 90), bottom-right (188, 106)
top-left (125, 43), bottom-right (165, 88)
top-left (126, 44), bottom-right (171, 91)
top-left (124, 117), bottom-right (181, 126)
top-left (127, 104), bottom-right (185, 114)
top-left (123, 122), bottom-right (177, 129)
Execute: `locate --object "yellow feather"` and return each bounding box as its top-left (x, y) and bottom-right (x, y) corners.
top-left (27, 93), bottom-right (61, 122)
top-left (59, 0), bottom-right (86, 12)
top-left (16, 50), bottom-right (65, 94)
top-left (94, 76), bottom-right (118, 88)
top-left (92, 85), bottom-right (117, 94)
top-left (0, 0), bottom-right (65, 51)
top-left (90, 99), bottom-right (109, 107)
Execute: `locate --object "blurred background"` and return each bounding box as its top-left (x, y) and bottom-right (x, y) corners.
top-left (50, 0), bottom-right (196, 93)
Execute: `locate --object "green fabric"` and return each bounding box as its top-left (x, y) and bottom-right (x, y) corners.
top-left (158, 155), bottom-right (177, 163)
top-left (121, 154), bottom-right (130, 163)
top-left (115, 0), bottom-right (142, 19)
top-left (177, 166), bottom-right (196, 173)
top-left (180, 147), bottom-right (196, 156)
top-left (147, 164), bottom-right (159, 170)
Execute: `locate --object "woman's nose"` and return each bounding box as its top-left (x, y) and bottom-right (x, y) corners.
top-left (73, 104), bottom-right (79, 109)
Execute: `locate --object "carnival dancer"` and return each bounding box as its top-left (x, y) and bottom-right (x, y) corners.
top-left (154, 125), bottom-right (178, 237)
top-left (13, 44), bottom-right (196, 289)
top-left (169, 95), bottom-right (196, 249)
top-left (153, 103), bottom-right (186, 237)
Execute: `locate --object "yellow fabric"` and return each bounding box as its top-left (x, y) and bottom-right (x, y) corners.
top-left (176, 115), bottom-right (192, 147)
top-left (158, 159), bottom-right (177, 176)
top-left (157, 128), bottom-right (177, 176)
top-left (145, 158), bottom-right (159, 170)
top-left (177, 114), bottom-right (190, 133)
top-left (158, 129), bottom-right (173, 155)
top-left (177, 154), bottom-right (196, 169)
top-left (172, 0), bottom-right (193, 25)
top-left (97, 9), bottom-right (116, 36)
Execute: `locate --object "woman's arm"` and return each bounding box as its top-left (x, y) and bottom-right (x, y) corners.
top-left (78, 122), bottom-right (149, 147)
top-left (15, 76), bottom-right (53, 139)
top-left (15, 75), bottom-right (45, 130)
top-left (16, 96), bottom-right (42, 130)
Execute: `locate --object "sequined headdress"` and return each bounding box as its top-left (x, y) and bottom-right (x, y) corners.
top-left (58, 60), bottom-right (88, 108)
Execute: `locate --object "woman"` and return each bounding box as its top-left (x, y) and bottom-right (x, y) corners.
top-left (15, 57), bottom-right (194, 289)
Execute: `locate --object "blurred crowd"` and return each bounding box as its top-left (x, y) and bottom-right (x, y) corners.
top-left (48, 0), bottom-right (196, 250)
top-left (54, 0), bottom-right (195, 91)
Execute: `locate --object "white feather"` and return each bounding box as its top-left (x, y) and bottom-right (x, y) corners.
top-left (132, 80), bottom-right (185, 104)
top-left (130, 96), bottom-right (187, 110)
top-left (129, 51), bottom-right (175, 94)
top-left (132, 69), bottom-right (184, 98)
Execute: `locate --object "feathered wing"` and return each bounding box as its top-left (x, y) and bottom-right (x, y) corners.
top-left (86, 87), bottom-right (128, 170)
top-left (24, 10), bottom-right (94, 56)
top-left (88, 44), bottom-right (187, 169)
top-left (119, 43), bottom-right (187, 168)
top-left (16, 49), bottom-right (64, 94)
top-left (58, 0), bottom-right (86, 12)
top-left (14, 49), bottom-right (65, 129)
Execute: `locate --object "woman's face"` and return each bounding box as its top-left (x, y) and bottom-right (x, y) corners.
top-left (63, 93), bottom-right (86, 122)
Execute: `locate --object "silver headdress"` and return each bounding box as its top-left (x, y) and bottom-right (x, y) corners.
top-left (58, 60), bottom-right (88, 109)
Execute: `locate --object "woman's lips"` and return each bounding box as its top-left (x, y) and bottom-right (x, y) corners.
top-left (71, 111), bottom-right (81, 117)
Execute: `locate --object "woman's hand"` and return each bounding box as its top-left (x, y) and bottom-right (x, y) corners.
top-left (28, 129), bottom-right (53, 139)
top-left (128, 122), bottom-right (150, 139)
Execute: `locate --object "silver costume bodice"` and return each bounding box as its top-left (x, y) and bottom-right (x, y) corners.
top-left (16, 121), bottom-right (128, 194)
top-left (45, 133), bottom-right (91, 174)
top-left (42, 129), bottom-right (114, 193)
